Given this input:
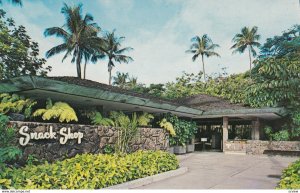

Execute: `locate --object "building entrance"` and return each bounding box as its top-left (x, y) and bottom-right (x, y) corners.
top-left (194, 125), bottom-right (222, 151)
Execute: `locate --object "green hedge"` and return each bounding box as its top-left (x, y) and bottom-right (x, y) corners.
top-left (0, 150), bottom-right (178, 189)
top-left (278, 159), bottom-right (300, 189)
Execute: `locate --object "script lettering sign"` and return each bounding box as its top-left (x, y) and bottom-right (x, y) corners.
top-left (19, 126), bottom-right (84, 146)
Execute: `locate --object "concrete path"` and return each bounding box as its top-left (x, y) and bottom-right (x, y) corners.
top-left (137, 152), bottom-right (298, 189)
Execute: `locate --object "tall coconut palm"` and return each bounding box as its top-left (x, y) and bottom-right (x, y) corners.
top-left (0, 0), bottom-right (22, 6)
top-left (127, 76), bottom-right (138, 88)
top-left (186, 34), bottom-right (220, 82)
top-left (102, 30), bottom-right (133, 85)
top-left (112, 72), bottom-right (129, 88)
top-left (231, 26), bottom-right (261, 76)
top-left (44, 3), bottom-right (102, 79)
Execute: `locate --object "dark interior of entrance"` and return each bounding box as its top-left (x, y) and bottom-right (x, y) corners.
top-left (194, 118), bottom-right (252, 151)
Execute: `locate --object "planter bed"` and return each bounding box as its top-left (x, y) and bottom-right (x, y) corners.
top-left (107, 166), bottom-right (188, 189)
top-left (0, 150), bottom-right (179, 189)
top-left (186, 144), bottom-right (195, 153)
top-left (174, 146), bottom-right (186, 154)
top-left (263, 150), bottom-right (300, 157)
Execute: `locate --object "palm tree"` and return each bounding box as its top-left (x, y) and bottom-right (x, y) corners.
top-left (127, 76), bottom-right (138, 88)
top-left (101, 30), bottom-right (133, 85)
top-left (0, 0), bottom-right (22, 6)
top-left (231, 26), bottom-right (261, 76)
top-left (112, 72), bottom-right (129, 88)
top-left (186, 34), bottom-right (220, 82)
top-left (44, 3), bottom-right (102, 79)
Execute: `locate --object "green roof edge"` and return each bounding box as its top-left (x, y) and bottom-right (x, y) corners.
top-left (0, 76), bottom-right (287, 118)
top-left (0, 76), bottom-right (204, 116)
top-left (203, 107), bottom-right (287, 117)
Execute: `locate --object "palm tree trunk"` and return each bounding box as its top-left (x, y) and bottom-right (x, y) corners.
top-left (76, 57), bottom-right (82, 79)
top-left (109, 69), bottom-right (112, 85)
top-left (201, 54), bottom-right (206, 82)
top-left (83, 60), bottom-right (87, 79)
top-left (248, 46), bottom-right (252, 78)
top-left (76, 49), bottom-right (82, 79)
top-left (108, 60), bottom-right (112, 85)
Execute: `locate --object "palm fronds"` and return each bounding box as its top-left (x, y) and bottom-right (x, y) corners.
top-left (44, 3), bottom-right (103, 78)
top-left (101, 30), bottom-right (133, 85)
top-left (231, 26), bottom-right (261, 75)
top-left (0, 0), bottom-right (22, 6)
top-left (186, 34), bottom-right (220, 82)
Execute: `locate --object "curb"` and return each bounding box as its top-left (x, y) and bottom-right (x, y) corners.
top-left (105, 167), bottom-right (188, 189)
top-left (224, 151), bottom-right (246, 155)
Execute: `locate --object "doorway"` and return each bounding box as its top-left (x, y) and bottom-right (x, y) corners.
top-left (194, 125), bottom-right (222, 152)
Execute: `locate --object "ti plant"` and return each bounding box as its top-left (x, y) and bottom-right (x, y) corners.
top-left (109, 111), bottom-right (155, 154)
top-left (109, 111), bottom-right (139, 154)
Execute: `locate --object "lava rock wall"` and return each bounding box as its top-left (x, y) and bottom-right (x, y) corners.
top-left (11, 121), bottom-right (169, 163)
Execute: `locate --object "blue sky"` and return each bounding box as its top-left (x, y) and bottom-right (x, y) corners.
top-left (2, 0), bottom-right (300, 85)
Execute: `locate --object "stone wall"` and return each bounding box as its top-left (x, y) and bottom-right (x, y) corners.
top-left (246, 140), bottom-right (300, 155)
top-left (224, 140), bottom-right (247, 153)
top-left (11, 121), bottom-right (169, 163)
top-left (224, 140), bottom-right (300, 155)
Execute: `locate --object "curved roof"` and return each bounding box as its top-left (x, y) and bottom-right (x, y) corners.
top-left (176, 94), bottom-right (247, 111)
top-left (0, 76), bottom-right (203, 117)
top-left (0, 76), bottom-right (286, 120)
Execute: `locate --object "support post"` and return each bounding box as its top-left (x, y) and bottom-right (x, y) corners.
top-left (251, 118), bottom-right (260, 140)
top-left (222, 116), bottom-right (229, 152)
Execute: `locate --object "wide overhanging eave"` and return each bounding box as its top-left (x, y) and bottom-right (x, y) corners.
top-left (0, 76), bottom-right (204, 117)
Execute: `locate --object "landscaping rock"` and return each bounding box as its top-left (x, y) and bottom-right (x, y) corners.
top-left (11, 121), bottom-right (169, 163)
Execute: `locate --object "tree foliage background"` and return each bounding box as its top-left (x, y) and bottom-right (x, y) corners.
top-left (0, 9), bottom-right (51, 80)
top-left (115, 25), bottom-right (300, 140)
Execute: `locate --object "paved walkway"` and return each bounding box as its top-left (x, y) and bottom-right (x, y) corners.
top-left (137, 152), bottom-right (298, 189)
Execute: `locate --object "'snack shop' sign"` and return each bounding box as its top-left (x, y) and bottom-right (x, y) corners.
top-left (19, 126), bottom-right (84, 146)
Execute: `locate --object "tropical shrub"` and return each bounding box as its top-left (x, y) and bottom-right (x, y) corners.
top-left (264, 126), bottom-right (290, 141)
top-left (0, 114), bottom-right (22, 164)
top-left (103, 144), bottom-right (115, 154)
top-left (0, 146), bottom-right (22, 163)
top-left (89, 112), bottom-right (114, 126)
top-left (109, 111), bottom-right (139, 154)
top-left (0, 93), bottom-right (36, 118)
top-left (159, 118), bottom-right (176, 137)
top-left (277, 158), bottom-right (300, 189)
top-left (26, 155), bottom-right (41, 166)
top-left (166, 115), bottom-right (197, 146)
top-left (33, 99), bottom-right (78, 123)
top-left (137, 112), bottom-right (154, 127)
top-left (288, 110), bottom-right (300, 140)
top-left (0, 114), bottom-right (14, 147)
top-left (0, 150), bottom-right (179, 189)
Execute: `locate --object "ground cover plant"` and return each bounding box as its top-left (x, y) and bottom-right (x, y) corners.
top-left (0, 150), bottom-right (179, 189)
top-left (277, 158), bottom-right (300, 189)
